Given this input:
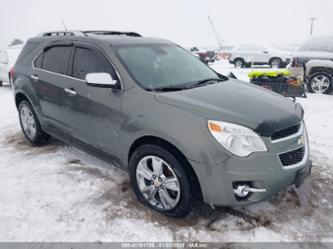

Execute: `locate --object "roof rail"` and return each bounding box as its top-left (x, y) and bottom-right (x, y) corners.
top-left (36, 30), bottom-right (142, 38)
top-left (83, 30), bottom-right (142, 37)
top-left (37, 31), bottom-right (86, 37)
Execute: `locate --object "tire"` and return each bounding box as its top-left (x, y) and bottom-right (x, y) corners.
top-left (18, 100), bottom-right (50, 145)
top-left (234, 58), bottom-right (245, 68)
top-left (307, 71), bottom-right (333, 94)
top-left (0, 81), bottom-right (3, 87)
top-left (129, 144), bottom-right (194, 218)
top-left (269, 58), bottom-right (282, 68)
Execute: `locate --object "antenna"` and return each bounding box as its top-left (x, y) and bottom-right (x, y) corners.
top-left (61, 18), bottom-right (68, 31)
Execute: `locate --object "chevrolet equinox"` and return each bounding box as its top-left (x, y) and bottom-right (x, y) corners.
top-left (12, 30), bottom-right (312, 217)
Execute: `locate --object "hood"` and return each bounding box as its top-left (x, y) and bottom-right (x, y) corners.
top-left (292, 51), bottom-right (333, 60)
top-left (154, 80), bottom-right (303, 137)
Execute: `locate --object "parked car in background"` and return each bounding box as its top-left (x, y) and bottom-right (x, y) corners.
top-left (229, 44), bottom-right (291, 68)
top-left (0, 44), bottom-right (23, 86)
top-left (12, 30), bottom-right (311, 218)
top-left (288, 35), bottom-right (333, 94)
top-left (190, 47), bottom-right (218, 64)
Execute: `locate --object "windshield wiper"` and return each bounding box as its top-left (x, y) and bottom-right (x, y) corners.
top-left (153, 78), bottom-right (226, 92)
top-left (189, 78), bottom-right (225, 88)
top-left (153, 85), bottom-right (190, 92)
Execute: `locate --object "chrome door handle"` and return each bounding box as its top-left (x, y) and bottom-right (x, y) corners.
top-left (64, 88), bottom-right (76, 96)
top-left (30, 75), bottom-right (39, 81)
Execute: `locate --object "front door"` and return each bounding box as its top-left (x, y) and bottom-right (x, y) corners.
top-left (63, 43), bottom-right (124, 159)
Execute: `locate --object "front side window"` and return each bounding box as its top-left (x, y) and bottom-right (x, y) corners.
top-left (41, 46), bottom-right (72, 75)
top-left (72, 47), bottom-right (115, 80)
top-left (113, 44), bottom-right (218, 90)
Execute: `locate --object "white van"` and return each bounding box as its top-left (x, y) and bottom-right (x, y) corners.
top-left (0, 44), bottom-right (23, 86)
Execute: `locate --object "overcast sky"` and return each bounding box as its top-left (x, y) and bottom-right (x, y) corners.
top-left (1, 0), bottom-right (332, 49)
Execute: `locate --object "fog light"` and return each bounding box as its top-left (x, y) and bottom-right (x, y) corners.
top-left (233, 185), bottom-right (250, 197)
top-left (233, 182), bottom-right (266, 199)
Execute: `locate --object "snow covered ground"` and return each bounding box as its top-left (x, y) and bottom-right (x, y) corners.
top-left (0, 61), bottom-right (332, 242)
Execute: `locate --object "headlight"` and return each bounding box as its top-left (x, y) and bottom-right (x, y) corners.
top-left (208, 120), bottom-right (267, 157)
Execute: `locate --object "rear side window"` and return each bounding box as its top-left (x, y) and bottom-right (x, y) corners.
top-left (41, 46), bottom-right (72, 75)
top-left (72, 47), bottom-right (115, 80)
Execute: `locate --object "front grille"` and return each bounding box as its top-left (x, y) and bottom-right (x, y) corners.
top-left (279, 146), bottom-right (305, 167)
top-left (271, 123), bottom-right (300, 141)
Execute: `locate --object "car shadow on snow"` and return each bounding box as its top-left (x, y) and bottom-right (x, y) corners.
top-left (3, 131), bottom-right (62, 155)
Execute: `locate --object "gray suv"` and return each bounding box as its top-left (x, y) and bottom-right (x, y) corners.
top-left (12, 30), bottom-right (311, 217)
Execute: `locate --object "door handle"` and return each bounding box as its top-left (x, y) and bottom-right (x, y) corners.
top-left (30, 75), bottom-right (39, 81)
top-left (64, 88), bottom-right (76, 96)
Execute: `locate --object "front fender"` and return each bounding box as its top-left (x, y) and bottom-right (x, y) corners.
top-left (305, 59), bottom-right (333, 76)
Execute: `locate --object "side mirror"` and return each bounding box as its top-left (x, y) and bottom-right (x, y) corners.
top-left (85, 73), bottom-right (118, 88)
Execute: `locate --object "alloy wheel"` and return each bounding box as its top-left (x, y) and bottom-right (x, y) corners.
top-left (271, 59), bottom-right (281, 69)
top-left (311, 75), bottom-right (330, 93)
top-left (136, 155), bottom-right (181, 211)
top-left (20, 106), bottom-right (37, 140)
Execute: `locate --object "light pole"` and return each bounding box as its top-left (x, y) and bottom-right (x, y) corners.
top-left (309, 17), bottom-right (317, 36)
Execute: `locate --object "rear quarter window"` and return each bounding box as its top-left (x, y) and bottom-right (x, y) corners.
top-left (16, 41), bottom-right (39, 66)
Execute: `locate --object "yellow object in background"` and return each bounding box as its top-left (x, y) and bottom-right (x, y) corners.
top-left (248, 70), bottom-right (291, 79)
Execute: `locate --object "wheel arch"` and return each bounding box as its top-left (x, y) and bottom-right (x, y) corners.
top-left (269, 57), bottom-right (282, 64)
top-left (308, 67), bottom-right (333, 76)
top-left (15, 92), bottom-right (31, 109)
top-left (305, 59), bottom-right (333, 77)
top-left (128, 135), bottom-right (203, 202)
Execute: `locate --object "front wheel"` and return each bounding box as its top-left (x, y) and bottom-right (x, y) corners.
top-left (308, 71), bottom-right (333, 94)
top-left (129, 144), bottom-right (194, 218)
top-left (18, 100), bottom-right (50, 145)
top-left (0, 81), bottom-right (3, 87)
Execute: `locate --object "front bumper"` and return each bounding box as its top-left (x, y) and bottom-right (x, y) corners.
top-left (190, 123), bottom-right (311, 207)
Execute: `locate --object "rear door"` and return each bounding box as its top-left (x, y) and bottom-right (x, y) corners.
top-left (63, 43), bottom-right (123, 159)
top-left (32, 43), bottom-right (74, 134)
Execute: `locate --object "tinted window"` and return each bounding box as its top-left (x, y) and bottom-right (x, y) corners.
top-left (42, 46), bottom-right (72, 75)
top-left (114, 44), bottom-right (218, 90)
top-left (34, 53), bottom-right (43, 68)
top-left (72, 47), bottom-right (115, 80)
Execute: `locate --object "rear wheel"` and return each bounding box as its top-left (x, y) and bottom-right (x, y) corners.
top-left (0, 81), bottom-right (3, 87)
top-left (308, 71), bottom-right (333, 94)
top-left (234, 58), bottom-right (245, 68)
top-left (129, 144), bottom-right (194, 218)
top-left (270, 58), bottom-right (282, 68)
top-left (18, 100), bottom-right (50, 145)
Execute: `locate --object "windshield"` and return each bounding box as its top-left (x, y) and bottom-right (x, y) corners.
top-left (299, 37), bottom-right (333, 52)
top-left (113, 43), bottom-right (219, 90)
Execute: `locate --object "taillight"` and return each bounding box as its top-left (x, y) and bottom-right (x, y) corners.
top-left (291, 57), bottom-right (307, 67)
top-left (9, 67), bottom-right (14, 82)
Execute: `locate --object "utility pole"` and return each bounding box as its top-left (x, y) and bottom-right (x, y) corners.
top-left (207, 16), bottom-right (223, 50)
top-left (309, 17), bottom-right (317, 36)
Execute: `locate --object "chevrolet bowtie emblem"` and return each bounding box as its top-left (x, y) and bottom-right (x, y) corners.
top-left (298, 134), bottom-right (305, 146)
